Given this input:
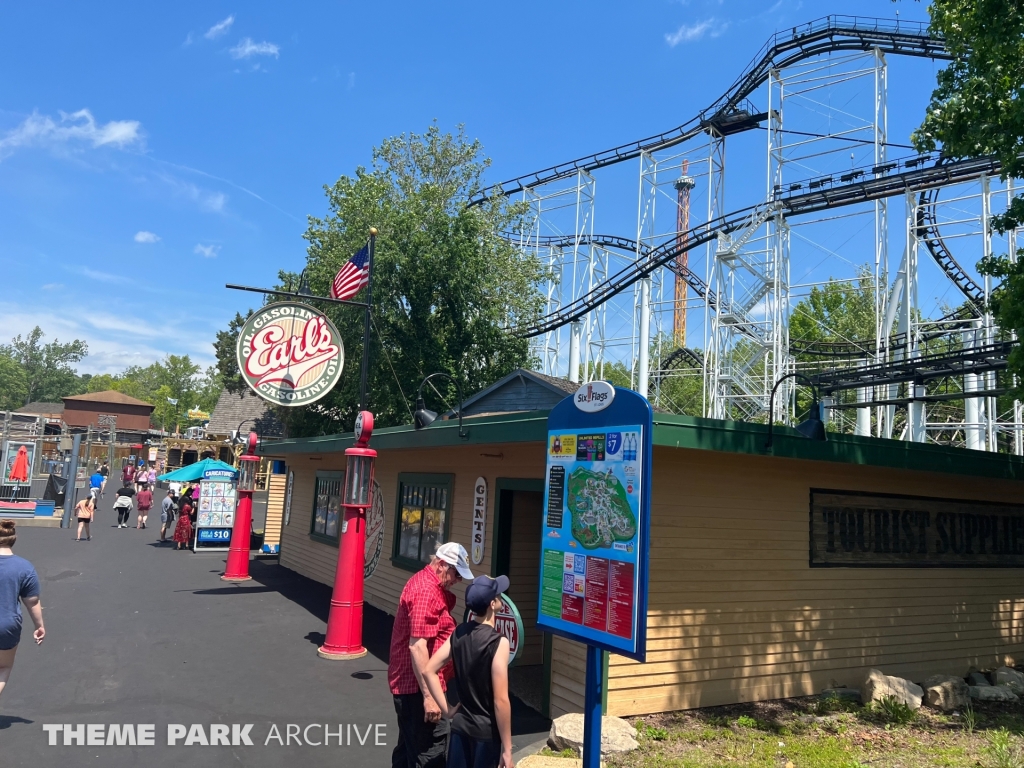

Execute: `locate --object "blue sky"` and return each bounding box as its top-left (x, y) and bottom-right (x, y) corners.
top-left (0, 0), bottom-right (938, 374)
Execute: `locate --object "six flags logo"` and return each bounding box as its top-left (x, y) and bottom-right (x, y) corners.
top-left (576, 385), bottom-right (608, 405)
top-left (236, 303), bottom-right (345, 407)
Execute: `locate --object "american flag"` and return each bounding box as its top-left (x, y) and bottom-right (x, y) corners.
top-left (330, 245), bottom-right (370, 300)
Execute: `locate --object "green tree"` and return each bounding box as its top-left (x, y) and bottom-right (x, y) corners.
top-left (0, 352), bottom-right (29, 411)
top-left (215, 311), bottom-right (254, 396)
top-left (1, 327), bottom-right (88, 405)
top-left (85, 373), bottom-right (120, 393)
top-left (83, 356), bottom-right (220, 430)
top-left (789, 268), bottom-right (876, 354)
top-left (912, 0), bottom-right (1024, 232)
top-left (912, 1), bottom-right (1024, 389)
top-left (218, 123), bottom-right (545, 435)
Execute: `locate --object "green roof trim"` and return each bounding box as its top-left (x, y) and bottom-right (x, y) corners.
top-left (264, 410), bottom-right (549, 455)
top-left (651, 412), bottom-right (1024, 482)
top-left (262, 409), bottom-right (1024, 482)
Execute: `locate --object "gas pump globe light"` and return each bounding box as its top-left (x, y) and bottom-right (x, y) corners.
top-left (237, 455), bottom-right (258, 492)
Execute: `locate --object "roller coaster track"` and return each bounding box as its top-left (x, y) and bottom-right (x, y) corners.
top-left (517, 153), bottom-right (1003, 339)
top-left (788, 177), bottom-right (986, 358)
top-left (469, 15), bottom-right (949, 206)
top-left (814, 340), bottom-right (1012, 394)
top-left (916, 183), bottom-right (986, 308)
top-left (516, 232), bottom-right (720, 308)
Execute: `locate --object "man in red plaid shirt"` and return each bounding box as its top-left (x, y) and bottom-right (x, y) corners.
top-left (389, 542), bottom-right (474, 768)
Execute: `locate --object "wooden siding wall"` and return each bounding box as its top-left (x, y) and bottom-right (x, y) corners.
top-left (276, 442), bottom-right (587, 717)
top-left (264, 473), bottom-right (286, 547)
top-left (607, 446), bottom-right (1024, 716)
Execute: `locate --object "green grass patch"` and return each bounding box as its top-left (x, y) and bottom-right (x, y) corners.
top-left (608, 693), bottom-right (1024, 768)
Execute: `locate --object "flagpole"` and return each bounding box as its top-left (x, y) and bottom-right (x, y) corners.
top-left (358, 228), bottom-right (377, 411)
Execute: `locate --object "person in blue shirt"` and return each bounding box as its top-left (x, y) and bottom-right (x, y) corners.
top-left (89, 469), bottom-right (104, 502)
top-left (0, 520), bottom-right (45, 703)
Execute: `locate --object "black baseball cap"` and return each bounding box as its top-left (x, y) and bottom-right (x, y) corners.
top-left (465, 575), bottom-right (510, 615)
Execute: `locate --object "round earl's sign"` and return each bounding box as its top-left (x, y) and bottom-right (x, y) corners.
top-left (236, 302), bottom-right (344, 407)
top-left (465, 594), bottom-right (525, 666)
top-left (573, 380), bottom-right (615, 413)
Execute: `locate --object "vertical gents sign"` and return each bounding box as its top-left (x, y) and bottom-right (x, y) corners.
top-left (471, 477), bottom-right (487, 565)
top-left (538, 382), bottom-right (652, 768)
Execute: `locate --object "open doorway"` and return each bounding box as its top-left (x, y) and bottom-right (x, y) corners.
top-left (492, 478), bottom-right (550, 717)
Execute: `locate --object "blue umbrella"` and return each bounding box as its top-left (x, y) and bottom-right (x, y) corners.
top-left (157, 458), bottom-right (237, 483)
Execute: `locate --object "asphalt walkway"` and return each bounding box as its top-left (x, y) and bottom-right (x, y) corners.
top-left (1, 499), bottom-right (549, 766)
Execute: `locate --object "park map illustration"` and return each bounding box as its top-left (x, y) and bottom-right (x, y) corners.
top-left (567, 467), bottom-right (637, 549)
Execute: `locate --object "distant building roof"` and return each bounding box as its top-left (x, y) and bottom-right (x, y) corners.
top-left (63, 390), bottom-right (155, 409)
top-left (14, 402), bottom-right (65, 417)
top-left (207, 389), bottom-right (285, 439)
top-left (454, 369), bottom-right (578, 417)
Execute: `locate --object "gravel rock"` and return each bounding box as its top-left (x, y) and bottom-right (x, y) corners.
top-left (992, 667), bottom-right (1024, 694)
top-left (548, 714), bottom-right (638, 756)
top-left (969, 685), bottom-right (1020, 702)
top-left (922, 675), bottom-right (970, 712)
top-left (861, 668), bottom-right (923, 710)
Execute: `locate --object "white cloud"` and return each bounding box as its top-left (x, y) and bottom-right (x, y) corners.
top-left (134, 230), bottom-right (160, 243)
top-left (230, 37), bottom-right (279, 59)
top-left (85, 311), bottom-right (163, 338)
top-left (0, 109), bottom-right (143, 160)
top-left (194, 244), bottom-right (220, 258)
top-left (75, 266), bottom-right (134, 285)
top-left (203, 192), bottom-right (226, 212)
top-left (152, 171), bottom-right (229, 214)
top-left (183, 32), bottom-right (194, 46)
top-left (0, 301), bottom-right (220, 375)
top-left (205, 15), bottom-right (235, 40)
top-left (41, 283), bottom-right (63, 290)
top-left (665, 18), bottom-right (727, 46)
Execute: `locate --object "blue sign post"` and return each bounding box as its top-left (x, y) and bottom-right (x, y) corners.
top-left (537, 383), bottom-right (652, 767)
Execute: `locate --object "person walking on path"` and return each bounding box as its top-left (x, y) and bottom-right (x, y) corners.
top-left (136, 486), bottom-right (153, 529)
top-left (0, 520), bottom-right (45, 703)
top-left (88, 468), bottom-right (104, 503)
top-left (159, 490), bottom-right (176, 543)
top-left (98, 462), bottom-right (110, 498)
top-left (146, 466), bottom-right (156, 487)
top-left (121, 462), bottom-right (135, 489)
top-left (74, 495), bottom-right (95, 541)
top-left (173, 497), bottom-right (193, 550)
top-left (388, 542), bottom-right (474, 768)
top-left (135, 463), bottom-right (147, 493)
top-left (423, 575), bottom-right (514, 768)
top-left (113, 484), bottom-right (135, 529)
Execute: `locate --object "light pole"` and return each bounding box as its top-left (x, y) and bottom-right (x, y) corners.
top-left (222, 431), bottom-right (258, 582)
top-left (764, 372), bottom-right (828, 450)
top-left (412, 373), bottom-right (468, 439)
top-left (318, 411), bottom-right (376, 660)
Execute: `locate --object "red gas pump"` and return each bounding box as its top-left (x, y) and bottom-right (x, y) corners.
top-left (318, 411), bottom-right (376, 660)
top-left (222, 432), bottom-right (258, 582)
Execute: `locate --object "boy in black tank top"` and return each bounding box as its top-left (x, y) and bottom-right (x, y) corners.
top-left (423, 575), bottom-right (513, 768)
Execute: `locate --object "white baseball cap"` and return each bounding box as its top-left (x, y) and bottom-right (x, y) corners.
top-left (435, 542), bottom-right (474, 580)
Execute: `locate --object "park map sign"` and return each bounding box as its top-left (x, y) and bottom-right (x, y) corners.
top-left (538, 382), bottom-right (652, 661)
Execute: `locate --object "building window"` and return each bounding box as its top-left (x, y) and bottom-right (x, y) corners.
top-left (392, 473), bottom-right (453, 571)
top-left (310, 471), bottom-right (344, 545)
